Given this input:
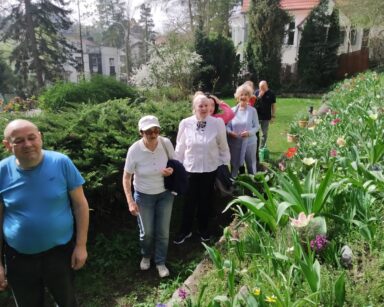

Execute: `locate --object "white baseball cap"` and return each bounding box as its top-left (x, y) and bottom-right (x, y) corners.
top-left (138, 115), bottom-right (161, 131)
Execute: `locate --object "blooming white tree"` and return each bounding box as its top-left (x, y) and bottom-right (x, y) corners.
top-left (131, 43), bottom-right (202, 92)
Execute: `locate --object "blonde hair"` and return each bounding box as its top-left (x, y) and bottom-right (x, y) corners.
top-left (243, 80), bottom-right (255, 91)
top-left (192, 91), bottom-right (208, 113)
top-left (234, 84), bottom-right (253, 100)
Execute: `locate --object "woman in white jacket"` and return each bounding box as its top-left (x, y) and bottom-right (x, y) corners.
top-left (173, 93), bottom-right (230, 244)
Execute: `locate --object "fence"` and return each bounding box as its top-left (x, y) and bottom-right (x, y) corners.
top-left (337, 48), bottom-right (369, 78)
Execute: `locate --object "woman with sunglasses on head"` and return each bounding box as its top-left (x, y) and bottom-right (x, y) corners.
top-left (206, 93), bottom-right (235, 124)
top-left (122, 115), bottom-right (175, 278)
top-left (173, 93), bottom-right (230, 244)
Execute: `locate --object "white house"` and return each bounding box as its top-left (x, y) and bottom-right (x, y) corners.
top-left (230, 0), bottom-right (374, 75)
top-left (63, 20), bottom-right (146, 83)
top-left (63, 38), bottom-right (126, 83)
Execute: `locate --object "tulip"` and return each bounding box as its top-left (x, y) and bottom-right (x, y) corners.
top-left (290, 212), bottom-right (315, 228)
top-left (302, 157), bottom-right (317, 165)
top-left (336, 137), bottom-right (346, 147)
top-left (252, 287), bottom-right (261, 296)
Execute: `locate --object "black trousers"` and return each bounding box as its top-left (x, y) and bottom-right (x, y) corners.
top-left (5, 241), bottom-right (77, 307)
top-left (180, 170), bottom-right (217, 235)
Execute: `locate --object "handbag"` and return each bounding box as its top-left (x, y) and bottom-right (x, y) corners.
top-left (159, 137), bottom-right (189, 195)
top-left (214, 164), bottom-right (234, 197)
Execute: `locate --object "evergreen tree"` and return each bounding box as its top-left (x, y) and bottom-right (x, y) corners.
top-left (194, 24), bottom-right (239, 94)
top-left (139, 3), bottom-right (155, 63)
top-left (0, 0), bottom-right (75, 94)
top-left (298, 0), bottom-right (340, 90)
top-left (0, 53), bottom-right (16, 94)
top-left (96, 0), bottom-right (126, 47)
top-left (148, 0), bottom-right (240, 36)
top-left (246, 0), bottom-right (290, 90)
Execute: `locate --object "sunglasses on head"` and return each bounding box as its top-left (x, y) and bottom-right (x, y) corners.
top-left (205, 92), bottom-right (220, 114)
top-left (142, 127), bottom-right (160, 135)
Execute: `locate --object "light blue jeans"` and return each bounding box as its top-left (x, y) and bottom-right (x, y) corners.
top-left (134, 190), bottom-right (174, 265)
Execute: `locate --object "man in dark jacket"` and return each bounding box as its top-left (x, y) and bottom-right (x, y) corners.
top-left (254, 80), bottom-right (276, 158)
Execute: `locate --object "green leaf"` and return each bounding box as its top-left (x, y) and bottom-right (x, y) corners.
top-left (276, 202), bottom-right (292, 224)
top-left (334, 273), bottom-right (346, 307)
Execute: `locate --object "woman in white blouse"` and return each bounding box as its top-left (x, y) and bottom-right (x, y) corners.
top-left (122, 115), bottom-right (175, 278)
top-left (173, 93), bottom-right (230, 244)
top-left (227, 84), bottom-right (260, 177)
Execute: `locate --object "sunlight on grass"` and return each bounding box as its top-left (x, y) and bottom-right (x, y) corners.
top-left (223, 97), bottom-right (322, 160)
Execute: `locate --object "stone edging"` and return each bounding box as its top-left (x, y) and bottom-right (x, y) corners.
top-left (166, 257), bottom-right (212, 306)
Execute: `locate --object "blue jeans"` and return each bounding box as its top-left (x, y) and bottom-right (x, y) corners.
top-left (134, 190), bottom-right (174, 265)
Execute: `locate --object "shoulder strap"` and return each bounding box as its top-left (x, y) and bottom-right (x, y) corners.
top-left (159, 136), bottom-right (170, 159)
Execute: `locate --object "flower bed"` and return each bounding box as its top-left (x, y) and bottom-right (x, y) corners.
top-left (171, 72), bottom-right (384, 306)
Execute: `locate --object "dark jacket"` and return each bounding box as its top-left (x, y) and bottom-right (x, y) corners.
top-left (164, 159), bottom-right (189, 195)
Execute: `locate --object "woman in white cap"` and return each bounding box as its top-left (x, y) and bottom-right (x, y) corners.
top-left (122, 115), bottom-right (175, 278)
top-left (173, 93), bottom-right (230, 244)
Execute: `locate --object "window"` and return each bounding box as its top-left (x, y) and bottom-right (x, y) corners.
top-left (75, 57), bottom-right (82, 71)
top-left (339, 29), bottom-right (346, 45)
top-left (361, 29), bottom-right (370, 48)
top-left (286, 22), bottom-right (295, 45)
top-left (92, 57), bottom-right (98, 67)
top-left (109, 57), bottom-right (116, 76)
top-left (350, 28), bottom-right (357, 45)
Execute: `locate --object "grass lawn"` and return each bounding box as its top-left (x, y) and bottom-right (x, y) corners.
top-left (223, 97), bottom-right (322, 160)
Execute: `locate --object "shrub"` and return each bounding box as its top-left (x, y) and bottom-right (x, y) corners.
top-left (0, 98), bottom-right (191, 220)
top-left (39, 75), bottom-right (139, 111)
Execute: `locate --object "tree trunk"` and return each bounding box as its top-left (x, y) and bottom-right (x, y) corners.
top-left (125, 20), bottom-right (131, 82)
top-left (24, 0), bottom-right (44, 89)
top-left (188, 0), bottom-right (194, 32)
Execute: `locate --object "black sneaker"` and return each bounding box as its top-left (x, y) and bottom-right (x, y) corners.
top-left (173, 232), bottom-right (192, 245)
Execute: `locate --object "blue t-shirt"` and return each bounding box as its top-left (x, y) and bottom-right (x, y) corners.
top-left (0, 150), bottom-right (85, 254)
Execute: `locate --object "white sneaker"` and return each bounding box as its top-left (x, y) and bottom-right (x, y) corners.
top-left (156, 264), bottom-right (170, 278)
top-left (140, 257), bottom-right (151, 270)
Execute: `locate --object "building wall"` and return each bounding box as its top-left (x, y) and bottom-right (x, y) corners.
top-left (230, 5), bottom-right (375, 74)
top-left (281, 9), bottom-right (312, 67)
top-left (63, 40), bottom-right (125, 83)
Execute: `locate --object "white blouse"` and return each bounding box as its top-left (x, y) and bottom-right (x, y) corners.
top-left (175, 115), bottom-right (230, 173)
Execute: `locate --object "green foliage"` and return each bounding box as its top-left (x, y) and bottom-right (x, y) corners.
top-left (0, 98), bottom-right (191, 218)
top-left (194, 28), bottom-right (240, 95)
top-left (39, 75), bottom-right (138, 111)
top-left (335, 0), bottom-right (384, 27)
top-left (0, 54), bottom-right (16, 94)
top-left (0, 0), bottom-right (76, 93)
top-left (297, 0), bottom-right (340, 90)
top-left (271, 165), bottom-right (343, 214)
top-left (246, 0), bottom-right (291, 90)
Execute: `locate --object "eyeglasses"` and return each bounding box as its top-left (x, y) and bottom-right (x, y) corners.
top-left (143, 127), bottom-right (160, 135)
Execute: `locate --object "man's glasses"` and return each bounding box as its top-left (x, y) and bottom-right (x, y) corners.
top-left (143, 127), bottom-right (160, 135)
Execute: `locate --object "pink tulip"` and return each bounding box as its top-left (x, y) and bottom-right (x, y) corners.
top-left (290, 212), bottom-right (315, 228)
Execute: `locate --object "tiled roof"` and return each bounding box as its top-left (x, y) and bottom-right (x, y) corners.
top-left (242, 0), bottom-right (320, 12)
